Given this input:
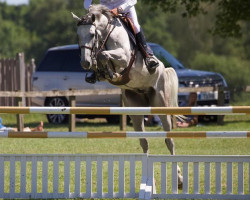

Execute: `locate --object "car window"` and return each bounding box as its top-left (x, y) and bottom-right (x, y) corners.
top-left (149, 44), bottom-right (185, 70)
top-left (37, 49), bottom-right (85, 72)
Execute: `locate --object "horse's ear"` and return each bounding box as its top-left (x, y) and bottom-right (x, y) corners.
top-left (71, 12), bottom-right (81, 22)
top-left (91, 13), bottom-right (95, 23)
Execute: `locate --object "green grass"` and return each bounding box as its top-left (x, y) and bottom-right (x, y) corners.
top-left (0, 91), bottom-right (250, 155)
top-left (0, 112), bottom-right (249, 155)
top-left (0, 93), bottom-right (249, 198)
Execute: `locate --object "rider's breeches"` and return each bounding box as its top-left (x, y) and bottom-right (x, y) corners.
top-left (124, 6), bottom-right (140, 33)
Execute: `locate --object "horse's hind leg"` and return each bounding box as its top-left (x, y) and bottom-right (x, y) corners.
top-left (151, 90), bottom-right (183, 188)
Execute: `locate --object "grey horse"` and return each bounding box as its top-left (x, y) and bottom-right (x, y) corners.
top-left (72, 4), bottom-right (183, 188)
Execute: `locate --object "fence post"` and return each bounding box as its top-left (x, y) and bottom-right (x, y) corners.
top-left (17, 53), bottom-right (26, 106)
top-left (120, 94), bottom-right (126, 131)
top-left (69, 89), bottom-right (76, 132)
top-left (15, 95), bottom-right (24, 131)
top-left (0, 54), bottom-right (2, 106)
top-left (217, 86), bottom-right (224, 125)
top-left (26, 58), bottom-right (36, 106)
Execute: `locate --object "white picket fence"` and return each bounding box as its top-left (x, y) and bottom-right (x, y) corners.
top-left (0, 153), bottom-right (249, 199)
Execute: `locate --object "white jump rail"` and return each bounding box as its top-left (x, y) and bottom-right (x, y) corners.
top-left (0, 131), bottom-right (250, 138)
top-left (0, 106), bottom-right (250, 115)
top-left (0, 154), bottom-right (249, 199)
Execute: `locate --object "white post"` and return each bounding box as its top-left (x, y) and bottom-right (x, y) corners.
top-left (20, 156), bottom-right (27, 197)
top-left (172, 162), bottom-right (178, 194)
top-left (107, 156), bottom-right (114, 198)
top-left (74, 156), bottom-right (81, 197)
top-left (86, 156), bottom-right (92, 198)
top-left (215, 162), bottom-right (222, 194)
top-left (129, 155), bottom-right (136, 196)
top-left (42, 157), bottom-right (48, 198)
top-left (118, 156), bottom-right (125, 198)
top-left (193, 162), bottom-right (200, 194)
top-left (161, 162), bottom-right (167, 194)
top-left (53, 156), bottom-right (59, 198)
top-left (183, 162), bottom-right (189, 194)
top-left (238, 162), bottom-right (244, 194)
top-left (31, 157), bottom-right (38, 198)
top-left (9, 157), bottom-right (15, 199)
top-left (0, 157), bottom-right (4, 198)
top-left (97, 156), bottom-right (103, 198)
top-left (64, 156), bottom-right (70, 198)
top-left (204, 162), bottom-right (211, 194)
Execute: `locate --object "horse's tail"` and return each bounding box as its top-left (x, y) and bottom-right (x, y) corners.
top-left (165, 67), bottom-right (179, 107)
top-left (165, 67), bottom-right (186, 122)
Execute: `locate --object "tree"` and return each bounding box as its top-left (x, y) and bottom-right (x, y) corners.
top-left (0, 3), bottom-right (32, 58)
top-left (143, 0), bottom-right (250, 37)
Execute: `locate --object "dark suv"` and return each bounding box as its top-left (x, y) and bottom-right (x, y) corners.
top-left (32, 43), bottom-right (230, 124)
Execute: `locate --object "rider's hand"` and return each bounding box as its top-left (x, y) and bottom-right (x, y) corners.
top-left (110, 8), bottom-right (118, 16)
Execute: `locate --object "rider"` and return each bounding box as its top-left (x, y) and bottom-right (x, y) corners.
top-left (83, 0), bottom-right (159, 84)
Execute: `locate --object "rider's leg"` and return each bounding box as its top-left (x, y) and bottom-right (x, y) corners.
top-left (127, 7), bottom-right (159, 71)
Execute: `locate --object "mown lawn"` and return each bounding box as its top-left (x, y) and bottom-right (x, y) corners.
top-left (0, 93), bottom-right (250, 155)
top-left (0, 93), bottom-right (249, 198)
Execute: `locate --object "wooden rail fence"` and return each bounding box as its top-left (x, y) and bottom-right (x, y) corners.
top-left (0, 86), bottom-right (229, 132)
top-left (0, 53), bottom-right (35, 106)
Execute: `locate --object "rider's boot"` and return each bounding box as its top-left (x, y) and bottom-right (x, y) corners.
top-left (85, 70), bottom-right (97, 84)
top-left (136, 29), bottom-right (159, 73)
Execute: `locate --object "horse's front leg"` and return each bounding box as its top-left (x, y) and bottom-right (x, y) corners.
top-left (97, 48), bottom-right (129, 80)
top-left (97, 48), bottom-right (128, 68)
top-left (122, 89), bottom-right (149, 153)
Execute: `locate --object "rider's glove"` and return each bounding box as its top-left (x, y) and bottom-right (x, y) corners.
top-left (110, 8), bottom-right (119, 16)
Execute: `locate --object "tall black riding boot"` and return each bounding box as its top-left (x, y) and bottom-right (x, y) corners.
top-left (85, 70), bottom-right (97, 84)
top-left (136, 30), bottom-right (159, 72)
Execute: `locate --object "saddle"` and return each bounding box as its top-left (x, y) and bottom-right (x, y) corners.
top-left (117, 15), bottom-right (137, 46)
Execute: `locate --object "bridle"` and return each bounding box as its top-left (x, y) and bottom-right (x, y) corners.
top-left (77, 14), bottom-right (116, 67)
top-left (77, 13), bottom-right (137, 85)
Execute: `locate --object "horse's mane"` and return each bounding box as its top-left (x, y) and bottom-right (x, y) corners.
top-left (88, 4), bottom-right (113, 21)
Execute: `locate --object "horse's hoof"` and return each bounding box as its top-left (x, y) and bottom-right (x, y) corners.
top-left (146, 64), bottom-right (158, 74)
top-left (178, 182), bottom-right (183, 189)
top-left (178, 175), bottom-right (183, 189)
top-left (147, 68), bottom-right (156, 74)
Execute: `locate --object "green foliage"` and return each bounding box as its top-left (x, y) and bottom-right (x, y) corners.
top-left (190, 52), bottom-right (250, 94)
top-left (143, 0), bottom-right (250, 37)
top-left (0, 0), bottom-right (249, 96)
top-left (136, 1), bottom-right (179, 55)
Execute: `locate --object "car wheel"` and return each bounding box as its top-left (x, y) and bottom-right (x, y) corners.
top-left (45, 97), bottom-right (69, 124)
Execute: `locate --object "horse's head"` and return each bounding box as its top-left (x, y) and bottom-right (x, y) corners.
top-left (72, 5), bottom-right (113, 71)
top-left (72, 12), bottom-right (97, 70)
